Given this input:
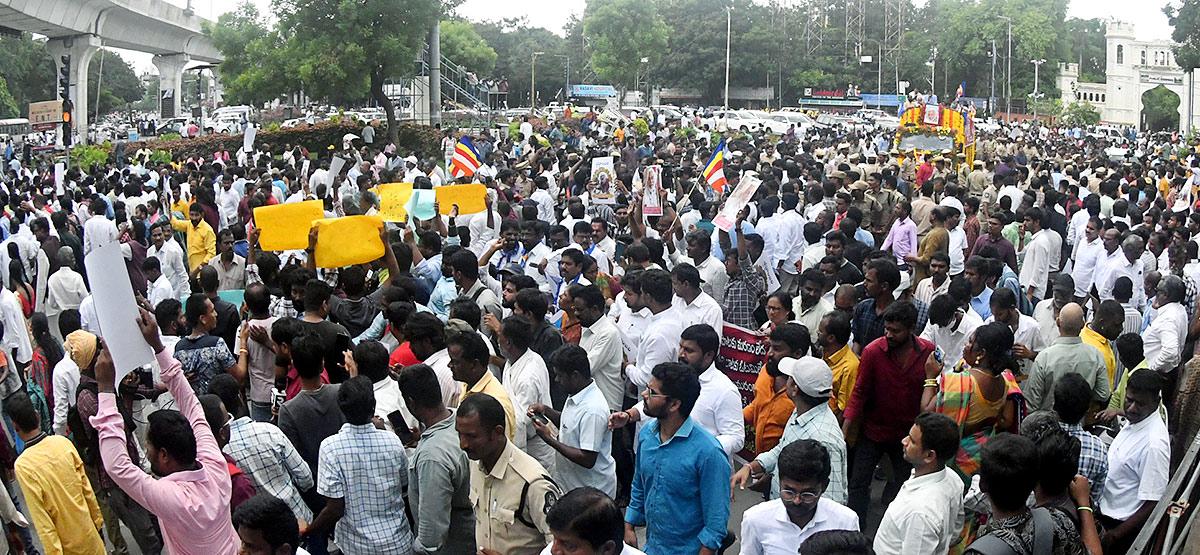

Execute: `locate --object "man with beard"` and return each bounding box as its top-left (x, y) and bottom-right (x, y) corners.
top-left (739, 440), bottom-right (859, 554)
top-left (611, 325), bottom-right (743, 459)
top-left (732, 355), bottom-right (847, 504)
top-left (623, 362), bottom-right (731, 555)
top-left (794, 268), bottom-right (834, 345)
top-left (842, 300), bottom-right (936, 521)
top-left (743, 323), bottom-right (812, 456)
top-left (872, 412), bottom-right (963, 554)
top-left (147, 220), bottom-right (189, 297)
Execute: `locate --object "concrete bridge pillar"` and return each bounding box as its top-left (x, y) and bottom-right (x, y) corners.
top-left (153, 53), bottom-right (190, 121)
top-left (46, 35), bottom-right (100, 145)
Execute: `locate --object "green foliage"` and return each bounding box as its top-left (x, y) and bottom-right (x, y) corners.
top-left (1165, 0), bottom-right (1200, 74)
top-left (87, 50), bottom-right (144, 117)
top-left (149, 149), bottom-right (173, 165)
top-left (0, 34), bottom-right (54, 112)
top-left (472, 19), bottom-right (572, 107)
top-left (118, 121), bottom-right (441, 161)
top-left (1061, 101), bottom-right (1101, 127)
top-left (1029, 97), bottom-right (1062, 117)
top-left (1143, 85), bottom-right (1181, 131)
top-left (268, 123), bottom-right (281, 132)
top-left (275, 0), bottom-right (441, 142)
top-left (71, 144), bottom-right (110, 168)
top-left (583, 0), bottom-right (670, 103)
top-left (441, 20), bottom-right (497, 75)
top-left (631, 118), bottom-right (649, 138)
top-left (0, 77), bottom-right (19, 119)
top-left (160, 133), bottom-right (183, 141)
top-left (207, 2), bottom-right (293, 106)
top-left (1064, 18), bottom-right (1107, 83)
top-left (508, 121), bottom-right (520, 139)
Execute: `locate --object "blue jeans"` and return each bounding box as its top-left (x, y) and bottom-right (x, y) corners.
top-left (250, 400), bottom-right (273, 423)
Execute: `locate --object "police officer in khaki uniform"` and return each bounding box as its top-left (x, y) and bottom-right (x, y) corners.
top-left (966, 159), bottom-right (987, 198)
top-left (458, 393), bottom-right (561, 555)
top-left (900, 148), bottom-right (918, 183)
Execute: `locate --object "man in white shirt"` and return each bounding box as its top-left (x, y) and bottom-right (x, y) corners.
top-left (1071, 216), bottom-right (1105, 303)
top-left (611, 323), bottom-right (744, 458)
top-left (669, 229), bottom-right (726, 299)
top-left (1096, 234), bottom-right (1147, 311)
top-left (1143, 275), bottom-right (1188, 374)
top-left (82, 198), bottom-right (118, 256)
top-left (739, 439), bottom-right (859, 555)
top-left (1099, 371), bottom-right (1170, 553)
top-left (920, 295), bottom-right (983, 373)
top-left (147, 221), bottom-right (189, 298)
top-left (987, 287), bottom-right (1049, 376)
top-left (574, 286), bottom-right (625, 412)
top-left (529, 344), bottom-right (616, 497)
top-left (944, 206), bottom-right (968, 278)
top-left (778, 194), bottom-right (808, 294)
top-left (1017, 207), bottom-right (1059, 304)
top-left (873, 412), bottom-right (964, 555)
top-left (621, 269), bottom-right (685, 389)
top-left (142, 256), bottom-right (175, 309)
top-left (498, 315), bottom-right (556, 473)
top-left (217, 177), bottom-right (242, 230)
top-left (670, 264), bottom-right (725, 341)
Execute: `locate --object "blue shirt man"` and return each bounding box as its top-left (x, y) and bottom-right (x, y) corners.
top-left (626, 414), bottom-right (730, 554)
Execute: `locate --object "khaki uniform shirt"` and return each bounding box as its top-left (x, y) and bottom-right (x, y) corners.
top-left (471, 440), bottom-right (561, 555)
top-left (967, 169), bottom-right (989, 197)
top-left (900, 158), bottom-right (917, 182)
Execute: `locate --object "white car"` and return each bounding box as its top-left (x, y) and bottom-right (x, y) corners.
top-left (872, 115), bottom-right (901, 131)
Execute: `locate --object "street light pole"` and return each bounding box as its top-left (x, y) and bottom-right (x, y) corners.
top-left (531, 51), bottom-right (545, 110)
top-left (999, 16), bottom-right (1012, 122)
top-left (1030, 58), bottom-right (1045, 121)
top-left (554, 54), bottom-right (569, 103)
top-left (724, 5), bottom-right (732, 109)
top-left (990, 40), bottom-right (996, 115)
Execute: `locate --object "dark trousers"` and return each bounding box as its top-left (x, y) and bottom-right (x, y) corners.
top-left (847, 437), bottom-right (912, 522)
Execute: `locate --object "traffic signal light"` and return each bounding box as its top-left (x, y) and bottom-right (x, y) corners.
top-left (59, 55), bottom-right (71, 147)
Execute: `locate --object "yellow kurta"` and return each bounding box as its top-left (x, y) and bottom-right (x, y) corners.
top-left (462, 370), bottom-right (517, 441)
top-left (170, 217), bottom-right (217, 270)
top-left (15, 435), bottom-right (105, 555)
top-left (1081, 325), bottom-right (1117, 387)
top-left (826, 343), bottom-right (861, 413)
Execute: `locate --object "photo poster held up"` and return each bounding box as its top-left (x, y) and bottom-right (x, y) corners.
top-left (642, 165), bottom-right (663, 216)
top-left (712, 172), bottom-right (761, 231)
top-left (591, 156), bottom-right (616, 205)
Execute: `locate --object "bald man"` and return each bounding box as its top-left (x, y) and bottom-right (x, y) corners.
top-left (1024, 302), bottom-right (1111, 411)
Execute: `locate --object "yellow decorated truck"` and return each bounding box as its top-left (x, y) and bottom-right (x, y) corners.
top-left (894, 103), bottom-right (976, 169)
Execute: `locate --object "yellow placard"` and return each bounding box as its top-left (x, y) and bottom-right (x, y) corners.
top-left (313, 215), bottom-right (384, 268)
top-left (376, 182), bottom-right (414, 222)
top-left (253, 200), bottom-right (324, 251)
top-left (435, 183), bottom-right (487, 215)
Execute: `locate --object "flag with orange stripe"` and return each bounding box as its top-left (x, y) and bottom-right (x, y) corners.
top-left (449, 136), bottom-right (482, 178)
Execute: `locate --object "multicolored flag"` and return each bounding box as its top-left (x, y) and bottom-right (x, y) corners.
top-left (449, 136), bottom-right (481, 178)
top-left (702, 138), bottom-right (729, 193)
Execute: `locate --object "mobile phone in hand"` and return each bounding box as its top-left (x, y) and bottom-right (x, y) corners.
top-left (388, 411), bottom-right (415, 444)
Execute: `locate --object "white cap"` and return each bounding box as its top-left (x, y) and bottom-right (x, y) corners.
top-left (404, 155), bottom-right (418, 165)
top-left (777, 356), bottom-right (833, 397)
top-left (894, 272), bottom-right (912, 299)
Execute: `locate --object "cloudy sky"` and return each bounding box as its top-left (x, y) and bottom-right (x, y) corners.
top-left (119, 0), bottom-right (1181, 73)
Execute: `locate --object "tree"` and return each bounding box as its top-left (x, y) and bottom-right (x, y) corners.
top-left (1060, 101), bottom-right (1100, 126)
top-left (583, 0), bottom-right (669, 106)
top-left (1165, 0), bottom-right (1200, 72)
top-left (441, 20), bottom-right (497, 76)
top-left (1063, 18), bottom-right (1106, 83)
top-left (275, 0), bottom-right (442, 144)
top-left (0, 34), bottom-right (54, 113)
top-left (473, 18), bottom-right (570, 107)
top-left (207, 2), bottom-right (295, 106)
top-left (0, 78), bottom-right (19, 119)
top-left (1142, 85), bottom-right (1181, 131)
top-left (87, 50), bottom-right (144, 117)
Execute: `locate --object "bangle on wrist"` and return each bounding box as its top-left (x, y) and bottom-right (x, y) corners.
top-left (923, 379), bottom-right (939, 388)
top-left (1078, 506), bottom-right (1093, 513)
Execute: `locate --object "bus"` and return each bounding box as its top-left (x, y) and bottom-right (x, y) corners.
top-left (0, 118), bottom-right (31, 142)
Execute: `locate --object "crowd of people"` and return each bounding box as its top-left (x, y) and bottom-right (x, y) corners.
top-left (0, 105), bottom-right (1194, 555)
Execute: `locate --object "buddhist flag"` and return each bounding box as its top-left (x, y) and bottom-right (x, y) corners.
top-left (449, 136), bottom-right (482, 178)
top-left (702, 138), bottom-right (728, 193)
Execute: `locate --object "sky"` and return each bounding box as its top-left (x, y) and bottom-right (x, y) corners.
top-left (116, 0), bottom-right (1181, 74)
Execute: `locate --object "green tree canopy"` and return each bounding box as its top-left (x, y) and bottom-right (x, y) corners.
top-left (275, 0), bottom-right (441, 142)
top-left (1061, 100), bottom-right (1100, 126)
top-left (441, 20), bottom-right (497, 76)
top-left (583, 0), bottom-right (669, 104)
top-left (87, 50), bottom-right (144, 117)
top-left (1165, 0), bottom-right (1200, 73)
top-left (1142, 85), bottom-right (1180, 131)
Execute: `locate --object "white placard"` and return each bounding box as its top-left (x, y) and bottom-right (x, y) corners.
top-left (54, 162), bottom-right (64, 196)
top-left (327, 156), bottom-right (347, 189)
top-left (243, 125), bottom-right (257, 153)
top-left (712, 173), bottom-right (762, 232)
top-left (84, 242), bottom-right (156, 383)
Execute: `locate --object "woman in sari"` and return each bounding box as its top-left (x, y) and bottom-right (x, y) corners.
top-left (757, 291), bottom-right (795, 334)
top-left (921, 321), bottom-right (1026, 553)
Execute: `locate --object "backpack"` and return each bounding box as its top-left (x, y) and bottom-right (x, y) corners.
top-left (967, 507), bottom-right (1054, 555)
top-left (65, 381), bottom-right (100, 466)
